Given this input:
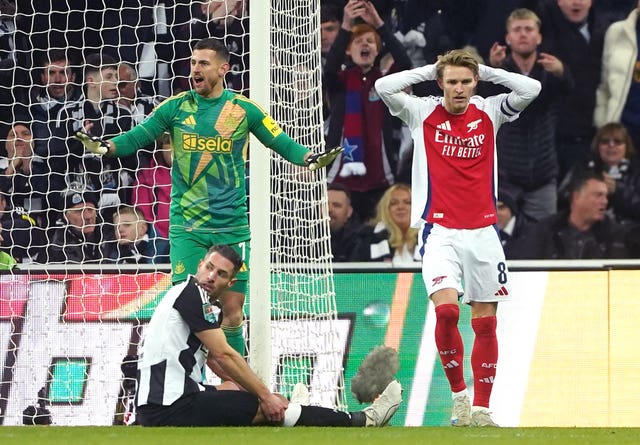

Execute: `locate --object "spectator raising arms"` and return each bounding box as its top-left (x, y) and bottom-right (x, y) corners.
top-left (0, 121), bottom-right (36, 212)
top-left (483, 8), bottom-right (573, 221)
top-left (324, 0), bottom-right (412, 222)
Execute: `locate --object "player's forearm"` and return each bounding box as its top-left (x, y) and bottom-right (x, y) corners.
top-left (245, 102), bottom-right (310, 165)
top-left (110, 121), bottom-right (163, 158)
top-left (479, 64), bottom-right (542, 109)
top-left (206, 356), bottom-right (235, 383)
top-left (375, 64), bottom-right (436, 97)
top-left (215, 349), bottom-right (272, 400)
top-left (268, 134), bottom-right (310, 166)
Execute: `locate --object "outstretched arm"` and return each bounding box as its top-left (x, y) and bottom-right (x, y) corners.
top-left (74, 107), bottom-right (169, 158)
top-left (244, 100), bottom-right (342, 170)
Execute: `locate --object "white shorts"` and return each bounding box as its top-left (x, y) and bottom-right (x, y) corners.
top-left (418, 223), bottom-right (511, 304)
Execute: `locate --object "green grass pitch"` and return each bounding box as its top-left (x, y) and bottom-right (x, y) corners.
top-left (1, 427), bottom-right (639, 445)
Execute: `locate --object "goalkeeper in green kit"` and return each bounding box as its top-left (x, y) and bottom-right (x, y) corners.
top-left (75, 38), bottom-right (342, 357)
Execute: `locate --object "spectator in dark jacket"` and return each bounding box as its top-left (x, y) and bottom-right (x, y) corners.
top-left (49, 53), bottom-right (133, 218)
top-left (27, 50), bottom-right (82, 222)
top-left (482, 8), bottom-right (573, 221)
top-left (512, 170), bottom-right (632, 259)
top-left (327, 184), bottom-right (365, 262)
top-left (495, 185), bottom-right (534, 259)
top-left (104, 205), bottom-right (169, 264)
top-left (534, 0), bottom-right (607, 180)
top-left (38, 189), bottom-right (107, 264)
top-left (558, 122), bottom-right (640, 226)
top-left (0, 121), bottom-right (38, 212)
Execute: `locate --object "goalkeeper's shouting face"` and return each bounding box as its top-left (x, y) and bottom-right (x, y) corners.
top-left (190, 38), bottom-right (231, 99)
top-left (194, 245), bottom-right (242, 299)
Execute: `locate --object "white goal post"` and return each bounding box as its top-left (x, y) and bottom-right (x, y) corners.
top-left (249, 0), bottom-right (346, 410)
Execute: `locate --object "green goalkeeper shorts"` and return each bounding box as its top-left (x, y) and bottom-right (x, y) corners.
top-left (169, 228), bottom-right (250, 294)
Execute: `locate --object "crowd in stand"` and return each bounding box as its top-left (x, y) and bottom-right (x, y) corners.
top-left (323, 0), bottom-right (640, 263)
top-left (1, 0), bottom-right (640, 267)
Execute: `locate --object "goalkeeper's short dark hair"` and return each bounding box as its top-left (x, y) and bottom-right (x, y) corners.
top-left (193, 38), bottom-right (231, 63)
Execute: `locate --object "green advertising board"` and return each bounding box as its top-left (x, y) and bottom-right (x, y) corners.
top-left (334, 272), bottom-right (475, 426)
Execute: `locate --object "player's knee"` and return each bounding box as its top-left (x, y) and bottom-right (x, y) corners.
top-left (435, 303), bottom-right (460, 324)
top-left (470, 301), bottom-right (497, 319)
top-left (220, 291), bottom-right (245, 325)
top-left (220, 291), bottom-right (245, 310)
top-left (221, 309), bottom-right (244, 327)
top-left (471, 315), bottom-right (497, 336)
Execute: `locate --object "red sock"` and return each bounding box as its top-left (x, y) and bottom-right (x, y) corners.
top-left (471, 316), bottom-right (498, 408)
top-left (434, 304), bottom-right (466, 393)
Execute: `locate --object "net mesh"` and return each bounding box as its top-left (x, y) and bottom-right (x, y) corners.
top-left (268, 0), bottom-right (345, 409)
top-left (0, 0), bottom-right (344, 425)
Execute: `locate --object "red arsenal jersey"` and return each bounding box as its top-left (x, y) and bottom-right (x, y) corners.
top-left (375, 64), bottom-right (541, 229)
top-left (420, 102), bottom-right (497, 228)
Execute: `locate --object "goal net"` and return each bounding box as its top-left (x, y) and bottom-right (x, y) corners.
top-left (0, 0), bottom-right (345, 425)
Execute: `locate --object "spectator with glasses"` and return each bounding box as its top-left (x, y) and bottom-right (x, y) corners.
top-left (558, 122), bottom-right (640, 225)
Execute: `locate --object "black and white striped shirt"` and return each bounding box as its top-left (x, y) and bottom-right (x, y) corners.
top-left (51, 95), bottom-right (134, 198)
top-left (136, 276), bottom-right (221, 407)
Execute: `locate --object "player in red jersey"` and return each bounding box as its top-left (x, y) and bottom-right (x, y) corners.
top-left (375, 49), bottom-right (541, 427)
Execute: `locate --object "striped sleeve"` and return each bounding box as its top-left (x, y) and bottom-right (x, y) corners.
top-left (478, 64), bottom-right (542, 118)
top-left (172, 279), bottom-right (219, 332)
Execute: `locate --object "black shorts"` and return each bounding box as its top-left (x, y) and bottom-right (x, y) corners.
top-left (137, 386), bottom-right (259, 426)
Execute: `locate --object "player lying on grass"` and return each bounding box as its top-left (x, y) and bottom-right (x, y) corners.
top-left (135, 243), bottom-right (402, 427)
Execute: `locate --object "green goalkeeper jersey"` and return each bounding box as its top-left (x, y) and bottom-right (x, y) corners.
top-left (111, 89), bottom-right (310, 234)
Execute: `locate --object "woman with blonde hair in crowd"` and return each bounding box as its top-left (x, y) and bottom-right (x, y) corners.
top-left (351, 183), bottom-right (420, 265)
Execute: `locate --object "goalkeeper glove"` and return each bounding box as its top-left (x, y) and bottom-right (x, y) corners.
top-left (74, 130), bottom-right (110, 156)
top-left (306, 146), bottom-right (343, 171)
